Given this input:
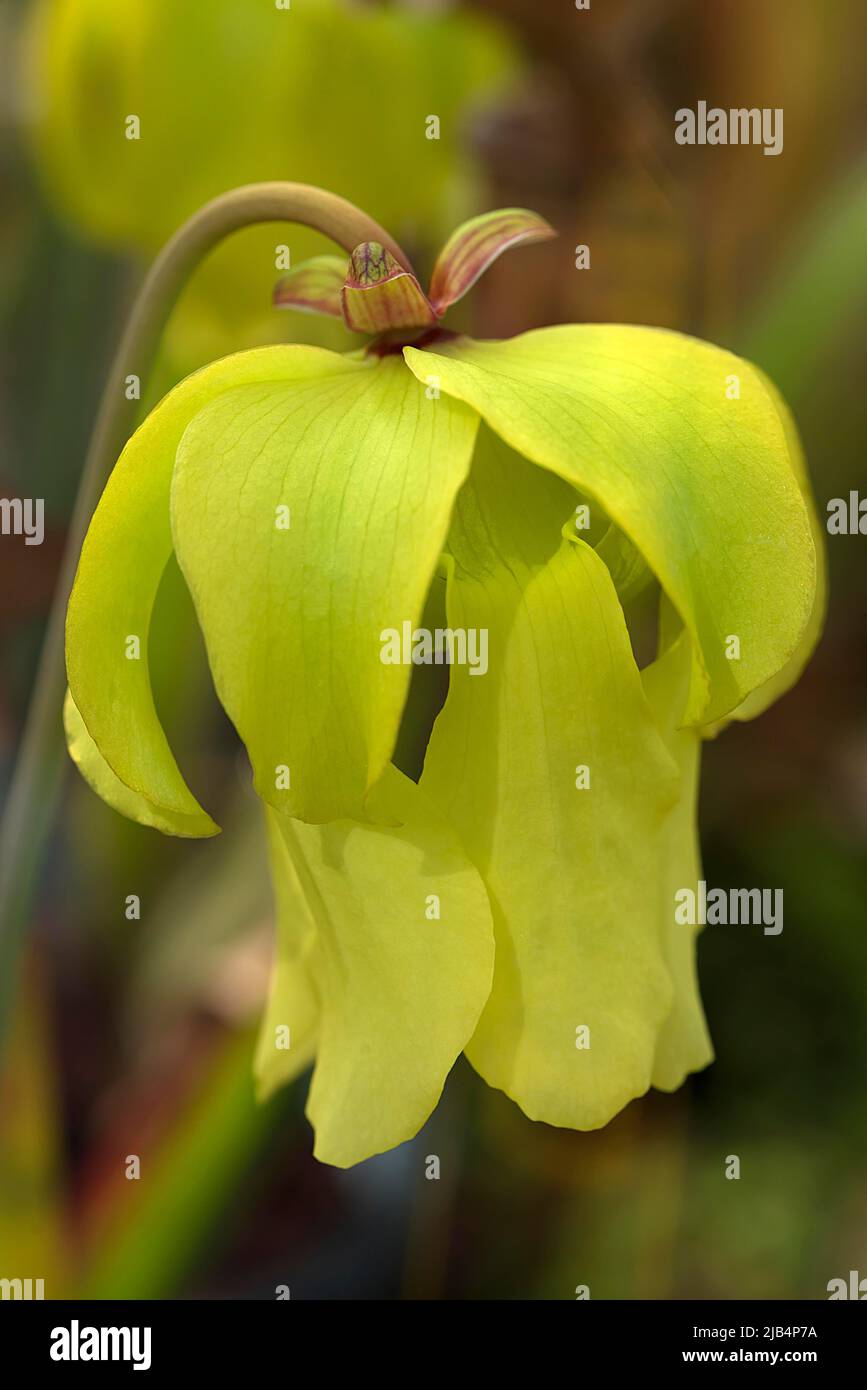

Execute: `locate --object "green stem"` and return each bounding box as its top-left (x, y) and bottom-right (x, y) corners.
top-left (0, 183), bottom-right (409, 1037)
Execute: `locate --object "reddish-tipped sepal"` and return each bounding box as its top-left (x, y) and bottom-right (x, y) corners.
top-left (273, 255), bottom-right (347, 317)
top-left (428, 208), bottom-right (556, 316)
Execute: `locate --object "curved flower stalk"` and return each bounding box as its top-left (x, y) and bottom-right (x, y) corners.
top-left (64, 194), bottom-right (824, 1167)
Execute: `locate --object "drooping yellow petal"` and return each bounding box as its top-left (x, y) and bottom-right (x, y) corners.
top-left (253, 808), bottom-right (319, 1101)
top-left (67, 345), bottom-right (355, 834)
top-left (171, 356), bottom-right (479, 823)
top-left (641, 624), bottom-right (714, 1089)
top-left (405, 327), bottom-right (818, 728)
top-left (272, 766), bottom-right (495, 1168)
top-left (420, 425), bottom-right (679, 1129)
top-left (63, 687), bottom-right (217, 837)
top-left (715, 367), bottom-right (827, 729)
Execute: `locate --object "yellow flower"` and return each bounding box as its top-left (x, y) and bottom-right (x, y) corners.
top-left (65, 204), bottom-right (823, 1166)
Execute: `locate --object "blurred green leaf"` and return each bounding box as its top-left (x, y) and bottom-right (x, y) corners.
top-left (79, 1028), bottom-right (283, 1299)
top-left (740, 168), bottom-right (867, 401)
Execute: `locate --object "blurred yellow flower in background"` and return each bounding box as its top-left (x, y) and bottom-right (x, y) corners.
top-left (23, 0), bottom-right (516, 373)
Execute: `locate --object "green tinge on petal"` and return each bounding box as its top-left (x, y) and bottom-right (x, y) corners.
top-left (595, 522), bottom-right (653, 606)
top-left (253, 808), bottom-right (319, 1101)
top-left (273, 766), bottom-right (495, 1168)
top-left (273, 255), bottom-right (347, 318)
top-left (405, 327), bottom-right (818, 728)
top-left (64, 688), bottom-right (218, 837)
top-left (641, 627), bottom-right (714, 1089)
top-left (66, 344), bottom-right (354, 835)
top-left (420, 426), bottom-right (679, 1129)
top-left (171, 356), bottom-right (479, 824)
top-left (427, 207), bottom-right (556, 314)
top-left (341, 242), bottom-right (436, 335)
